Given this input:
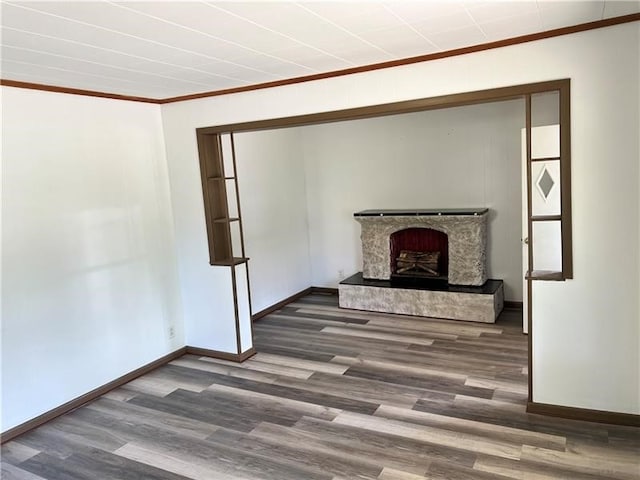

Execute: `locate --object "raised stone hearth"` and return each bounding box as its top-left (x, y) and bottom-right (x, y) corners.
top-left (339, 273), bottom-right (503, 323)
top-left (339, 208), bottom-right (503, 323)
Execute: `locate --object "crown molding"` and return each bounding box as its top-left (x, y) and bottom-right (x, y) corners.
top-left (1, 13), bottom-right (638, 105)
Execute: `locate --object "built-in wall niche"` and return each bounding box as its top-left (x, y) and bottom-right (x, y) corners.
top-left (197, 132), bottom-right (246, 265)
top-left (196, 131), bottom-right (253, 358)
top-left (525, 90), bottom-right (571, 280)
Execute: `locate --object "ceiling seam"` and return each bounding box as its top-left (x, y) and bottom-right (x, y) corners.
top-left (295, 2), bottom-right (395, 59)
top-left (203, 1), bottom-right (356, 67)
top-left (108, 0), bottom-right (320, 73)
top-left (1, 25), bottom-right (258, 84)
top-left (2, 45), bottom-right (234, 88)
top-left (463, 5), bottom-right (488, 39)
top-left (3, 1), bottom-right (283, 77)
top-left (380, 4), bottom-right (442, 51)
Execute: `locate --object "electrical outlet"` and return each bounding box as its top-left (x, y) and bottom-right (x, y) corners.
top-left (168, 326), bottom-right (175, 339)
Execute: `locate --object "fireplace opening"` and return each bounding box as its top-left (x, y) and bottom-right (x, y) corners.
top-left (390, 228), bottom-right (448, 285)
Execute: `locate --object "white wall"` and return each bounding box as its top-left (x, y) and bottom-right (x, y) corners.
top-left (159, 117), bottom-right (312, 351)
top-left (161, 22), bottom-right (639, 414)
top-left (300, 101), bottom-right (524, 300)
top-left (1, 87), bottom-right (183, 431)
top-left (531, 23), bottom-right (639, 413)
top-left (234, 129), bottom-right (312, 314)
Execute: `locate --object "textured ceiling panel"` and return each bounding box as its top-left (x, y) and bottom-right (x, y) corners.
top-left (1, 0), bottom-right (638, 100)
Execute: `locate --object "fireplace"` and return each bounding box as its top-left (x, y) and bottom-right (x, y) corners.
top-left (338, 208), bottom-right (504, 323)
top-left (390, 228), bottom-right (448, 284)
top-left (355, 208), bottom-right (488, 286)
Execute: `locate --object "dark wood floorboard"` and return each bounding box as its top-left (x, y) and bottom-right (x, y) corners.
top-left (2, 293), bottom-right (639, 479)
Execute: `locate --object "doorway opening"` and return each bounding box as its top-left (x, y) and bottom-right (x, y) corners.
top-left (196, 79), bottom-right (572, 405)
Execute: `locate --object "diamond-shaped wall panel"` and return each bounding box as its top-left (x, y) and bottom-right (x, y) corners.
top-left (537, 167), bottom-right (555, 200)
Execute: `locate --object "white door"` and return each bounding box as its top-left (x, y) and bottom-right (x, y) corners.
top-left (521, 125), bottom-right (560, 333)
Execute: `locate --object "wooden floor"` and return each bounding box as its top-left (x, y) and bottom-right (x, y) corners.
top-left (2, 293), bottom-right (639, 480)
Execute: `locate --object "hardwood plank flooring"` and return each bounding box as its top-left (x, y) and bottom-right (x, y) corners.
top-left (2, 292), bottom-right (639, 479)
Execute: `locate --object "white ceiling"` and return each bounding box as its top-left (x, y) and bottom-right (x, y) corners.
top-left (1, 1), bottom-right (638, 100)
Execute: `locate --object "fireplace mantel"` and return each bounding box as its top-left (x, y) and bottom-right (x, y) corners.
top-left (355, 208), bottom-right (489, 286)
top-left (354, 208), bottom-right (488, 217)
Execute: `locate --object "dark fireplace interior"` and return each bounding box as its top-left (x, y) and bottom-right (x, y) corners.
top-left (390, 228), bottom-right (448, 285)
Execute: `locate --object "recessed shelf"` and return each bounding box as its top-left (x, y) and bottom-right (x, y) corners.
top-left (531, 156), bottom-right (561, 162)
top-left (526, 270), bottom-right (564, 281)
top-left (212, 217), bottom-right (240, 223)
top-left (211, 257), bottom-right (249, 266)
top-left (531, 215), bottom-right (562, 222)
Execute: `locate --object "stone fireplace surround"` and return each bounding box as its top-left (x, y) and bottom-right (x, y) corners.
top-left (356, 208), bottom-right (488, 285)
top-left (338, 209), bottom-right (504, 323)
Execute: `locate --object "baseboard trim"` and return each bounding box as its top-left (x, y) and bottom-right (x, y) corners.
top-left (504, 301), bottom-right (523, 309)
top-left (185, 346), bottom-right (256, 362)
top-left (527, 401), bottom-right (640, 427)
top-left (1, 345), bottom-right (260, 444)
top-left (0, 347), bottom-right (188, 444)
top-left (310, 286), bottom-right (339, 295)
top-left (251, 287), bottom-right (312, 322)
top-left (250, 286), bottom-right (339, 323)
